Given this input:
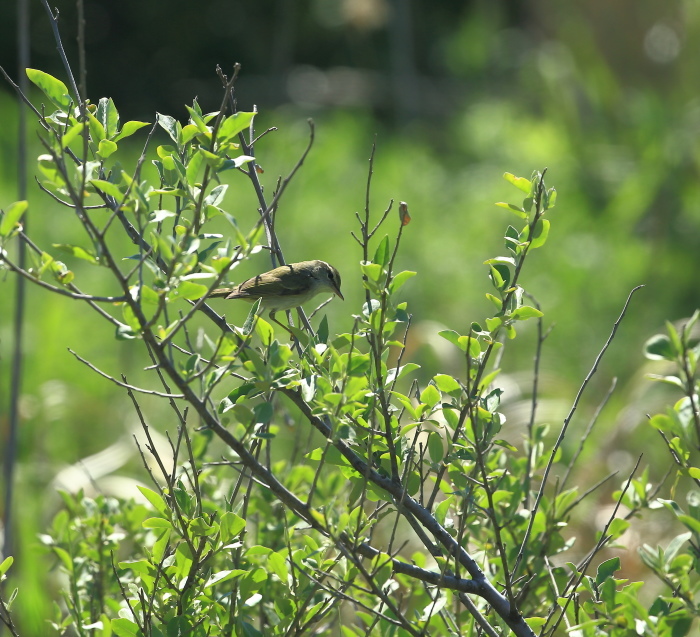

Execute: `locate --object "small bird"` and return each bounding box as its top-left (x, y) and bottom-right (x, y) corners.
top-left (208, 260), bottom-right (344, 313)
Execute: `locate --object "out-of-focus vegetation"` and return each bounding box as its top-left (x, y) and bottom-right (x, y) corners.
top-left (1, 0), bottom-right (699, 632)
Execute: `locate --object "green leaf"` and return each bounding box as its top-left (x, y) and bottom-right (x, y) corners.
top-left (389, 270), bottom-right (416, 294)
top-left (173, 281), bottom-right (208, 300)
top-left (137, 486), bottom-right (169, 515)
top-left (485, 293), bottom-right (501, 309)
top-left (97, 97), bottom-right (120, 138)
top-left (157, 113), bottom-right (180, 143)
top-left (665, 320), bottom-right (683, 357)
top-left (644, 334), bottom-right (676, 361)
top-left (386, 363), bottom-right (420, 385)
top-left (142, 517), bottom-right (172, 529)
top-left (420, 384), bottom-right (441, 408)
top-left (460, 335), bottom-right (481, 358)
top-left (219, 155), bottom-right (255, 171)
top-left (428, 432), bottom-right (445, 463)
top-left (97, 139), bottom-right (118, 159)
top-left (434, 496), bottom-right (453, 526)
top-left (495, 201), bottom-right (528, 219)
top-left (87, 112), bottom-right (106, 142)
top-left (503, 172), bottom-right (532, 193)
top-left (186, 149), bottom-right (204, 185)
top-left (114, 120), bottom-right (150, 141)
top-left (607, 517), bottom-right (630, 540)
top-left (595, 557), bottom-right (620, 585)
top-left (646, 374), bottom-right (685, 389)
top-left (204, 184), bottom-right (228, 207)
top-left (218, 111), bottom-right (256, 141)
top-left (348, 353), bottom-right (371, 376)
top-left (253, 402), bottom-right (273, 426)
top-left (317, 315), bottom-right (329, 344)
top-left (511, 306), bottom-right (544, 320)
top-left (112, 618), bottom-right (140, 637)
top-left (544, 187), bottom-right (557, 209)
top-left (373, 235), bottom-right (390, 267)
top-left (484, 256), bottom-right (516, 267)
top-left (220, 512), bottom-right (246, 542)
top-left (683, 309), bottom-right (700, 341)
top-left (254, 316), bottom-right (274, 345)
top-left (528, 218), bottom-right (550, 249)
top-left (677, 514), bottom-right (700, 535)
top-left (268, 552), bottom-right (289, 581)
top-left (242, 299), bottom-right (261, 335)
top-left (53, 546), bottom-right (74, 572)
top-left (665, 532), bottom-right (692, 562)
top-left (189, 516), bottom-right (215, 536)
top-left (433, 374), bottom-right (461, 393)
top-left (90, 178), bottom-right (124, 200)
top-left (186, 104), bottom-right (209, 132)
top-left (0, 556), bottom-right (13, 577)
top-left (53, 244), bottom-right (100, 265)
top-left (438, 330), bottom-right (461, 347)
top-left (360, 262), bottom-right (383, 282)
top-left (61, 123), bottom-right (85, 148)
top-left (26, 69), bottom-right (72, 111)
top-left (0, 200), bottom-right (28, 236)
top-left (205, 569), bottom-right (247, 588)
top-left (149, 209), bottom-right (176, 223)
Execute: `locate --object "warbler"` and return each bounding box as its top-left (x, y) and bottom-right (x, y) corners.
top-left (208, 260), bottom-right (343, 313)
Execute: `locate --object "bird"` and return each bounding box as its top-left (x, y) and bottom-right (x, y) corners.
top-left (208, 260), bottom-right (344, 313)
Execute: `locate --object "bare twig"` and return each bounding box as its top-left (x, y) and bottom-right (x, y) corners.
top-left (513, 285), bottom-right (644, 577)
top-left (68, 349), bottom-right (185, 398)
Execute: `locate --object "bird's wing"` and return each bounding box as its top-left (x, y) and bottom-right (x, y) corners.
top-left (228, 266), bottom-right (309, 299)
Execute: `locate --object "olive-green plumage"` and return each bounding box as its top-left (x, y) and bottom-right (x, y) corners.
top-left (209, 260), bottom-right (343, 313)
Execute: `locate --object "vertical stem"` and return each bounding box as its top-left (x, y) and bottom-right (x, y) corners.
top-left (2, 0), bottom-right (30, 570)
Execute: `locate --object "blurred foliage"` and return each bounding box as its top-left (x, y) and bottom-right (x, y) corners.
top-left (1, 0), bottom-right (700, 632)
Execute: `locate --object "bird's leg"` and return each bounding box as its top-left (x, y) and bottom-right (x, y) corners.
top-left (268, 311), bottom-right (307, 356)
top-left (268, 311), bottom-right (295, 338)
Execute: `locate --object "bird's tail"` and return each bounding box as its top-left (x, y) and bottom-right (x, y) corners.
top-left (208, 287), bottom-right (235, 298)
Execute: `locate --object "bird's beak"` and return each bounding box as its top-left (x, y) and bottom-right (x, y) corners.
top-left (335, 288), bottom-right (345, 301)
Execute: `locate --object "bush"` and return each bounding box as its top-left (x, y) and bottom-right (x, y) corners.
top-left (2, 17), bottom-right (700, 637)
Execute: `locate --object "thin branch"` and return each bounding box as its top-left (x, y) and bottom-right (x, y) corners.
top-left (546, 455), bottom-right (642, 637)
top-left (513, 285), bottom-right (644, 576)
top-left (68, 349), bottom-right (184, 398)
top-left (39, 0), bottom-right (81, 101)
top-left (0, 254), bottom-right (127, 302)
top-left (558, 377), bottom-right (618, 493)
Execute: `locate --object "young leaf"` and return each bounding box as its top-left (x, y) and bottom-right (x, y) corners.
top-left (157, 113), bottom-right (180, 143)
top-left (97, 139), bottom-right (118, 159)
top-left (218, 111), bottom-right (256, 141)
top-left (26, 69), bottom-right (72, 111)
top-left (373, 235), bottom-right (390, 267)
top-left (495, 201), bottom-right (528, 219)
top-left (510, 306), bottom-right (544, 320)
top-left (503, 172), bottom-right (532, 193)
top-left (433, 374), bottom-right (461, 394)
top-left (643, 334), bottom-right (676, 361)
top-left (97, 97), bottom-right (120, 138)
top-left (114, 120), bottom-right (150, 141)
top-left (53, 244), bottom-right (100, 265)
top-left (420, 384), bottom-right (441, 408)
top-left (389, 270), bottom-right (416, 294)
top-left (0, 200), bottom-right (28, 236)
top-left (523, 218), bottom-right (550, 250)
top-left (242, 299), bottom-right (262, 335)
top-left (61, 123), bottom-right (85, 148)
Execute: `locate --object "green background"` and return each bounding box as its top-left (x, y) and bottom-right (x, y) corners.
top-left (1, 1), bottom-right (698, 631)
